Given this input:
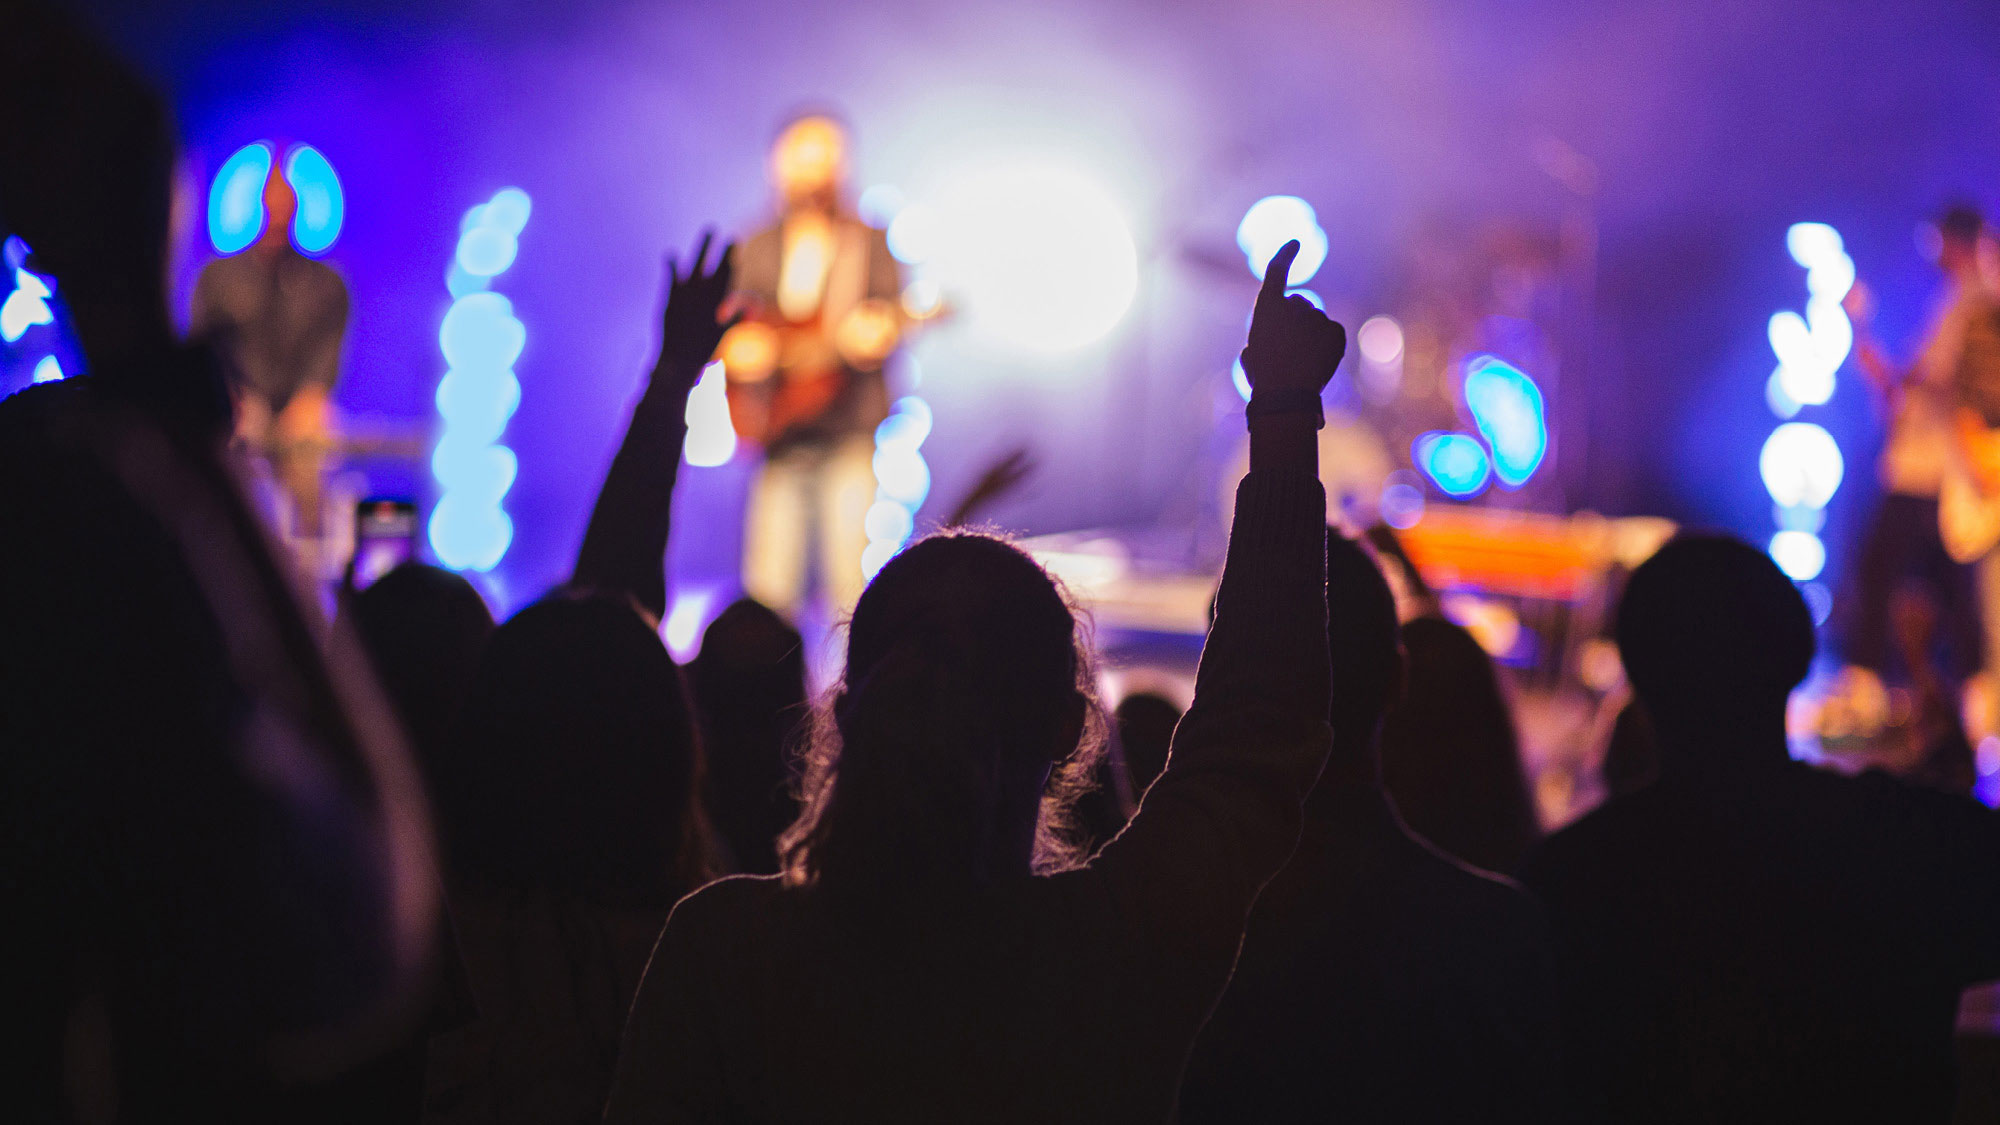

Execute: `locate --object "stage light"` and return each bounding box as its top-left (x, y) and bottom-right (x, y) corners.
top-left (1462, 354), bottom-right (1547, 488)
top-left (439, 292), bottom-right (527, 372)
top-left (874, 394), bottom-right (932, 450)
top-left (663, 586), bottom-right (717, 662)
top-left (683, 360), bottom-right (736, 468)
top-left (873, 445), bottom-right (931, 508)
top-left (32, 355), bottom-right (61, 383)
top-left (886, 202), bottom-right (940, 265)
top-left (1801, 581), bottom-right (1834, 625)
top-left (1769, 529), bottom-right (1827, 581)
top-left (431, 188), bottom-right (530, 572)
top-left (1759, 421), bottom-right (1844, 510)
top-left (1774, 503), bottom-right (1826, 534)
top-left (864, 499), bottom-right (915, 545)
top-left (1, 267), bottom-right (53, 342)
top-left (1415, 432), bottom-right (1491, 498)
top-left (928, 163), bottom-right (1138, 352)
top-left (858, 184), bottom-right (905, 228)
top-left (457, 227), bottom-right (519, 278)
top-left (284, 145), bottom-right (343, 255)
top-left (482, 188), bottom-right (532, 236)
top-left (208, 142), bottom-right (273, 255)
top-left (1358, 315), bottom-right (1404, 365)
top-left (1785, 222), bottom-right (1843, 270)
top-left (2, 236), bottom-right (25, 270)
top-left (865, 396), bottom-right (933, 577)
top-left (1236, 195), bottom-right (1327, 286)
top-left (1766, 368), bottom-right (1802, 418)
top-left (1380, 476), bottom-right (1425, 529)
top-left (1231, 357), bottom-right (1253, 403)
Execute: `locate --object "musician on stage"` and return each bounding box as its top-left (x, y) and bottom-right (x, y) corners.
top-left (1845, 204), bottom-right (1998, 682)
top-left (719, 112), bottom-right (904, 615)
top-left (191, 162), bottom-right (349, 539)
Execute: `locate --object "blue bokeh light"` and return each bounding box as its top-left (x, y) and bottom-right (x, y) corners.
top-left (1415, 432), bottom-right (1492, 498)
top-left (285, 145), bottom-right (344, 255)
top-left (1462, 354), bottom-right (1548, 488)
top-left (208, 143), bottom-right (273, 255)
top-left (431, 188), bottom-right (531, 572)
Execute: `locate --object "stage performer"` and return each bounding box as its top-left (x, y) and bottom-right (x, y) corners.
top-left (191, 160), bottom-right (349, 540)
top-left (1843, 205), bottom-right (1996, 682)
top-left (719, 112), bottom-right (905, 616)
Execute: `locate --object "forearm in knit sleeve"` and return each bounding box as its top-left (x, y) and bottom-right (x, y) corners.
top-left (570, 374), bottom-right (693, 621)
top-left (1090, 466), bottom-right (1332, 959)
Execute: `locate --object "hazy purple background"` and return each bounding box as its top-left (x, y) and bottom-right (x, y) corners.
top-left (66, 0), bottom-right (2000, 607)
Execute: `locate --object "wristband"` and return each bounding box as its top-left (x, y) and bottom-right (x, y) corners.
top-left (1244, 387), bottom-right (1326, 429)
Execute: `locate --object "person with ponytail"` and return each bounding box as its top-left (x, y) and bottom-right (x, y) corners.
top-left (604, 241), bottom-right (1344, 1123)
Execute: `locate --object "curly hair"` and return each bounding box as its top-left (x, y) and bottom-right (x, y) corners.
top-left (779, 532), bottom-right (1108, 892)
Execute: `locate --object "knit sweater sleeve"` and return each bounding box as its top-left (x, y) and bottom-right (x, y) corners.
top-left (1088, 464), bottom-right (1332, 964)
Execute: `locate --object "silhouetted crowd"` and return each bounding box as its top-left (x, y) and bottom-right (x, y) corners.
top-left (6, 10), bottom-right (2000, 1123)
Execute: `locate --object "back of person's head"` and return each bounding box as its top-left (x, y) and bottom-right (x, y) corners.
top-left (0, 5), bottom-right (175, 355)
top-left (445, 592), bottom-right (714, 906)
top-left (688, 598), bottom-right (808, 874)
top-left (1379, 616), bottom-right (1539, 872)
top-left (1113, 691), bottom-right (1181, 797)
top-left (1939, 203), bottom-right (1985, 248)
top-left (346, 562), bottom-right (494, 771)
top-left (1325, 530), bottom-right (1402, 753)
top-left (781, 532), bottom-right (1104, 892)
top-left (1616, 533), bottom-right (1814, 745)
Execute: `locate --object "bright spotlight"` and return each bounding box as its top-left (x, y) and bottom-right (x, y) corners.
top-left (1236, 195), bottom-right (1327, 286)
top-left (1759, 421), bottom-right (1844, 509)
top-left (32, 355), bottom-right (62, 383)
top-left (1769, 529), bottom-right (1827, 581)
top-left (1415, 432), bottom-right (1491, 498)
top-left (1358, 315), bottom-right (1404, 365)
top-left (928, 164), bottom-right (1138, 352)
top-left (1231, 357), bottom-right (1252, 402)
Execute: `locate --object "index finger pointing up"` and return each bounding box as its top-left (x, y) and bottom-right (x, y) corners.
top-left (1260, 240), bottom-right (1300, 305)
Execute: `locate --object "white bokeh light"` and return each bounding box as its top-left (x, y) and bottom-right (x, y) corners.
top-left (1357, 315), bottom-right (1404, 365)
top-left (1759, 421), bottom-right (1845, 510)
top-left (1769, 530), bottom-right (1827, 581)
top-left (926, 162), bottom-right (1139, 353)
top-left (1236, 195), bottom-right (1327, 286)
top-left (683, 360), bottom-right (736, 468)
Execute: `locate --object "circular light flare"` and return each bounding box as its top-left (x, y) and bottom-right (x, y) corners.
top-left (1759, 421), bottom-right (1844, 509)
top-left (1358, 315), bottom-right (1404, 365)
top-left (1770, 529), bottom-right (1827, 581)
top-left (1236, 195), bottom-right (1327, 286)
top-left (925, 163), bottom-right (1139, 353)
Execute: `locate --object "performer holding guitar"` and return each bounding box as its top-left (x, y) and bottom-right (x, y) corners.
top-left (1845, 204), bottom-right (2000, 681)
top-left (719, 112), bottom-right (906, 615)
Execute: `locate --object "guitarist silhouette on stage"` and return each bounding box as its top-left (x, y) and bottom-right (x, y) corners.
top-left (1845, 204), bottom-right (2000, 683)
top-left (720, 113), bottom-right (905, 615)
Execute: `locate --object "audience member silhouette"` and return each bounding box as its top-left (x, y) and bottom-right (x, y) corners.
top-left (1599, 696), bottom-right (1660, 799)
top-left (604, 240), bottom-right (1344, 1123)
top-left (1179, 531), bottom-right (1561, 1123)
top-left (1115, 690), bottom-right (1182, 797)
top-left (1520, 534), bottom-right (2000, 1123)
top-left (1379, 615), bottom-right (1541, 873)
top-left (347, 561), bottom-right (496, 772)
top-left (0, 7), bottom-right (436, 1117)
top-left (419, 235), bottom-right (732, 1123)
top-left (687, 598), bottom-right (809, 874)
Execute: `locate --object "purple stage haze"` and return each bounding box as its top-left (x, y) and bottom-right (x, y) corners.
top-left (67, 0), bottom-right (2000, 608)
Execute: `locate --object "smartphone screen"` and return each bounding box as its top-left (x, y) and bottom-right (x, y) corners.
top-left (351, 497), bottom-right (418, 589)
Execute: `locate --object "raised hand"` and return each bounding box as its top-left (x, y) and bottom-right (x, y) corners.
top-left (1240, 240), bottom-right (1346, 400)
top-left (946, 446), bottom-right (1036, 527)
top-left (653, 230), bottom-right (740, 399)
